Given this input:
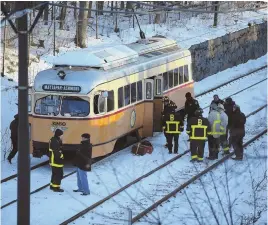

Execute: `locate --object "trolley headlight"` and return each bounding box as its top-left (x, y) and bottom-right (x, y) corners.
top-left (57, 70), bottom-right (66, 80)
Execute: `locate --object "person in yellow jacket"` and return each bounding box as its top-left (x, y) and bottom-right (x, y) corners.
top-left (49, 129), bottom-right (64, 192)
top-left (162, 103), bottom-right (184, 154)
top-left (186, 108), bottom-right (211, 162)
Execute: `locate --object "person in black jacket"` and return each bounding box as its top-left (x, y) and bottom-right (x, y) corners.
top-left (7, 114), bottom-right (19, 164)
top-left (230, 105), bottom-right (246, 160)
top-left (49, 129), bottom-right (64, 192)
top-left (209, 94), bottom-right (225, 113)
top-left (224, 97), bottom-right (236, 141)
top-left (73, 133), bottom-right (92, 196)
top-left (186, 109), bottom-right (211, 162)
top-left (162, 96), bottom-right (177, 148)
top-left (162, 103), bottom-right (184, 154)
top-left (184, 92), bottom-right (200, 124)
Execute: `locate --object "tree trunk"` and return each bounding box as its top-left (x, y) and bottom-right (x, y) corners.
top-left (44, 4), bottom-right (49, 25)
top-left (88, 1), bottom-right (92, 18)
top-left (120, 1), bottom-right (125, 10)
top-left (73, 2), bottom-right (77, 19)
top-left (111, 1), bottom-right (114, 15)
top-left (154, 2), bottom-right (161, 24)
top-left (76, 1), bottom-right (89, 48)
top-left (97, 1), bottom-right (104, 15)
top-left (59, 2), bottom-right (67, 30)
top-left (126, 1), bottom-right (132, 11)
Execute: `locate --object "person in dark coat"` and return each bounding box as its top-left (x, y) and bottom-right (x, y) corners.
top-left (162, 96), bottom-right (177, 148)
top-left (224, 97), bottom-right (236, 143)
top-left (73, 133), bottom-right (92, 196)
top-left (230, 105), bottom-right (246, 160)
top-left (209, 94), bottom-right (225, 113)
top-left (49, 129), bottom-right (64, 192)
top-left (162, 103), bottom-right (184, 154)
top-left (7, 114), bottom-right (19, 164)
top-left (184, 92), bottom-right (200, 124)
top-left (186, 108), bottom-right (211, 162)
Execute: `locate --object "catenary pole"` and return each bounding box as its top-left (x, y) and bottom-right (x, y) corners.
top-left (213, 1), bottom-right (219, 27)
top-left (17, 1), bottom-right (30, 225)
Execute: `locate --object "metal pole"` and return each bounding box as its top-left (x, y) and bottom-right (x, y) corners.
top-left (17, 2), bottom-right (30, 225)
top-left (1, 19), bottom-right (7, 76)
top-left (213, 1), bottom-right (219, 27)
top-left (133, 14), bottom-right (134, 28)
top-left (128, 209), bottom-right (132, 225)
top-left (53, 5), bottom-right (56, 56)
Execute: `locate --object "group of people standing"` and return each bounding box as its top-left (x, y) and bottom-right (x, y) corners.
top-left (162, 93), bottom-right (246, 162)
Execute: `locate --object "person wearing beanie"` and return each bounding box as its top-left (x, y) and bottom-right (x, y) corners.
top-left (184, 92), bottom-right (200, 124)
top-left (49, 129), bottom-right (64, 192)
top-left (223, 97), bottom-right (236, 142)
top-left (209, 94), bottom-right (224, 113)
top-left (7, 114), bottom-right (19, 164)
top-left (230, 104), bottom-right (246, 160)
top-left (73, 133), bottom-right (92, 196)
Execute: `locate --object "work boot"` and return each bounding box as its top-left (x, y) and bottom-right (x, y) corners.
top-left (206, 156), bottom-right (216, 160)
top-left (168, 151), bottom-right (172, 154)
top-left (73, 189), bottom-right (82, 193)
top-left (7, 157), bottom-right (12, 164)
top-left (54, 188), bottom-right (64, 192)
top-left (81, 193), bottom-right (90, 196)
top-left (232, 156), bottom-right (243, 160)
top-left (190, 158), bottom-right (197, 162)
top-left (222, 150), bottom-right (230, 155)
top-left (164, 143), bottom-right (168, 148)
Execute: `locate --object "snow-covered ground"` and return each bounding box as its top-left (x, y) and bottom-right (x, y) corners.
top-left (1, 54), bottom-right (266, 225)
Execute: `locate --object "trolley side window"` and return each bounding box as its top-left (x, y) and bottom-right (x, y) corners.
top-left (124, 85), bottom-right (130, 106)
top-left (179, 66), bottom-right (184, 84)
top-left (146, 82), bottom-right (152, 99)
top-left (131, 82), bottom-right (137, 103)
top-left (107, 90), bottom-right (114, 112)
top-left (137, 81), bottom-right (143, 101)
top-left (168, 70), bottom-right (173, 88)
top-left (34, 95), bottom-right (61, 116)
top-left (61, 96), bottom-right (89, 117)
top-left (118, 87), bottom-right (124, 108)
top-left (163, 72), bottom-right (168, 91)
top-left (174, 68), bottom-right (179, 86)
top-left (184, 65), bottom-right (189, 82)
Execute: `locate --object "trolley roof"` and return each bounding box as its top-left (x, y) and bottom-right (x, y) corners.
top-left (34, 37), bottom-right (191, 95)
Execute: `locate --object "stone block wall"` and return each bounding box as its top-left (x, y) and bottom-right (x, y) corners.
top-left (189, 22), bottom-right (267, 81)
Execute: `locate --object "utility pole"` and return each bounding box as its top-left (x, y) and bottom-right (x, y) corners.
top-left (17, 2), bottom-right (30, 224)
top-left (53, 4), bottom-right (56, 56)
top-left (213, 1), bottom-right (219, 27)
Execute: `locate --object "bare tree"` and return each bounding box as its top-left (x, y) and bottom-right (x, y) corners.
top-left (154, 2), bottom-right (161, 24)
top-left (59, 2), bottom-right (67, 30)
top-left (120, 1), bottom-right (125, 10)
top-left (126, 1), bottom-right (132, 11)
top-left (43, 4), bottom-right (49, 25)
top-left (75, 1), bottom-right (89, 48)
top-left (97, 1), bottom-right (104, 15)
top-left (88, 1), bottom-right (92, 18)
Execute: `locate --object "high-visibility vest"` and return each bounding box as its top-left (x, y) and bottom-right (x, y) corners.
top-left (164, 114), bottom-right (184, 134)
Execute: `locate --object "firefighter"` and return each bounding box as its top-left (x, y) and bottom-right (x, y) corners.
top-left (7, 114), bottom-right (19, 164)
top-left (162, 96), bottom-right (177, 148)
top-left (230, 104), bottom-right (246, 160)
top-left (207, 103), bottom-right (228, 159)
top-left (162, 103), bottom-right (184, 154)
top-left (184, 92), bottom-right (200, 124)
top-left (49, 129), bottom-right (64, 192)
top-left (186, 108), bottom-right (211, 162)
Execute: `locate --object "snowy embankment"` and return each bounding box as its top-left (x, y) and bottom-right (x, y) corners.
top-left (1, 56), bottom-right (266, 225)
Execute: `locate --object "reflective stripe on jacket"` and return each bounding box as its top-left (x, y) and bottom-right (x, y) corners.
top-left (208, 110), bottom-right (228, 138)
top-left (163, 112), bottom-right (184, 134)
top-left (186, 116), bottom-right (211, 140)
top-left (49, 138), bottom-right (64, 168)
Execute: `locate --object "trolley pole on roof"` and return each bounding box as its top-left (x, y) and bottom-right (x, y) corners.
top-left (17, 2), bottom-right (30, 224)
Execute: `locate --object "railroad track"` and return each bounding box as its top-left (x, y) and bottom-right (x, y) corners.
top-left (58, 105), bottom-right (266, 225)
top-left (1, 66), bottom-right (266, 210)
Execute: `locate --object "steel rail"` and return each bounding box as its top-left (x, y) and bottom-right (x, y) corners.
top-left (132, 129), bottom-right (267, 223)
top-left (58, 105), bottom-right (267, 225)
top-left (1, 160), bottom-right (49, 183)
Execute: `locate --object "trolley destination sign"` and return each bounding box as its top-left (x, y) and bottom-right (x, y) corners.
top-left (42, 84), bottom-right (81, 93)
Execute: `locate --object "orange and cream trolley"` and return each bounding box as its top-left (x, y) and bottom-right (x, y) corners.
top-left (29, 36), bottom-right (194, 158)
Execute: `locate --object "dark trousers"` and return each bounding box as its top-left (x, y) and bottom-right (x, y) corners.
top-left (190, 140), bottom-right (205, 160)
top-left (220, 135), bottom-right (230, 152)
top-left (166, 134), bottom-right (179, 153)
top-left (208, 136), bottom-right (220, 158)
top-left (164, 131), bottom-right (168, 144)
top-left (8, 138), bottom-right (18, 160)
top-left (50, 167), bottom-right (63, 188)
top-left (231, 135), bottom-right (244, 158)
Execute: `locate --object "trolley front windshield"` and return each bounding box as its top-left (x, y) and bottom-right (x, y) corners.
top-left (34, 95), bottom-right (90, 117)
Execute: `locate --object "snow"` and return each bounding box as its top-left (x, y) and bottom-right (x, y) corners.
top-left (1, 55), bottom-right (267, 225)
